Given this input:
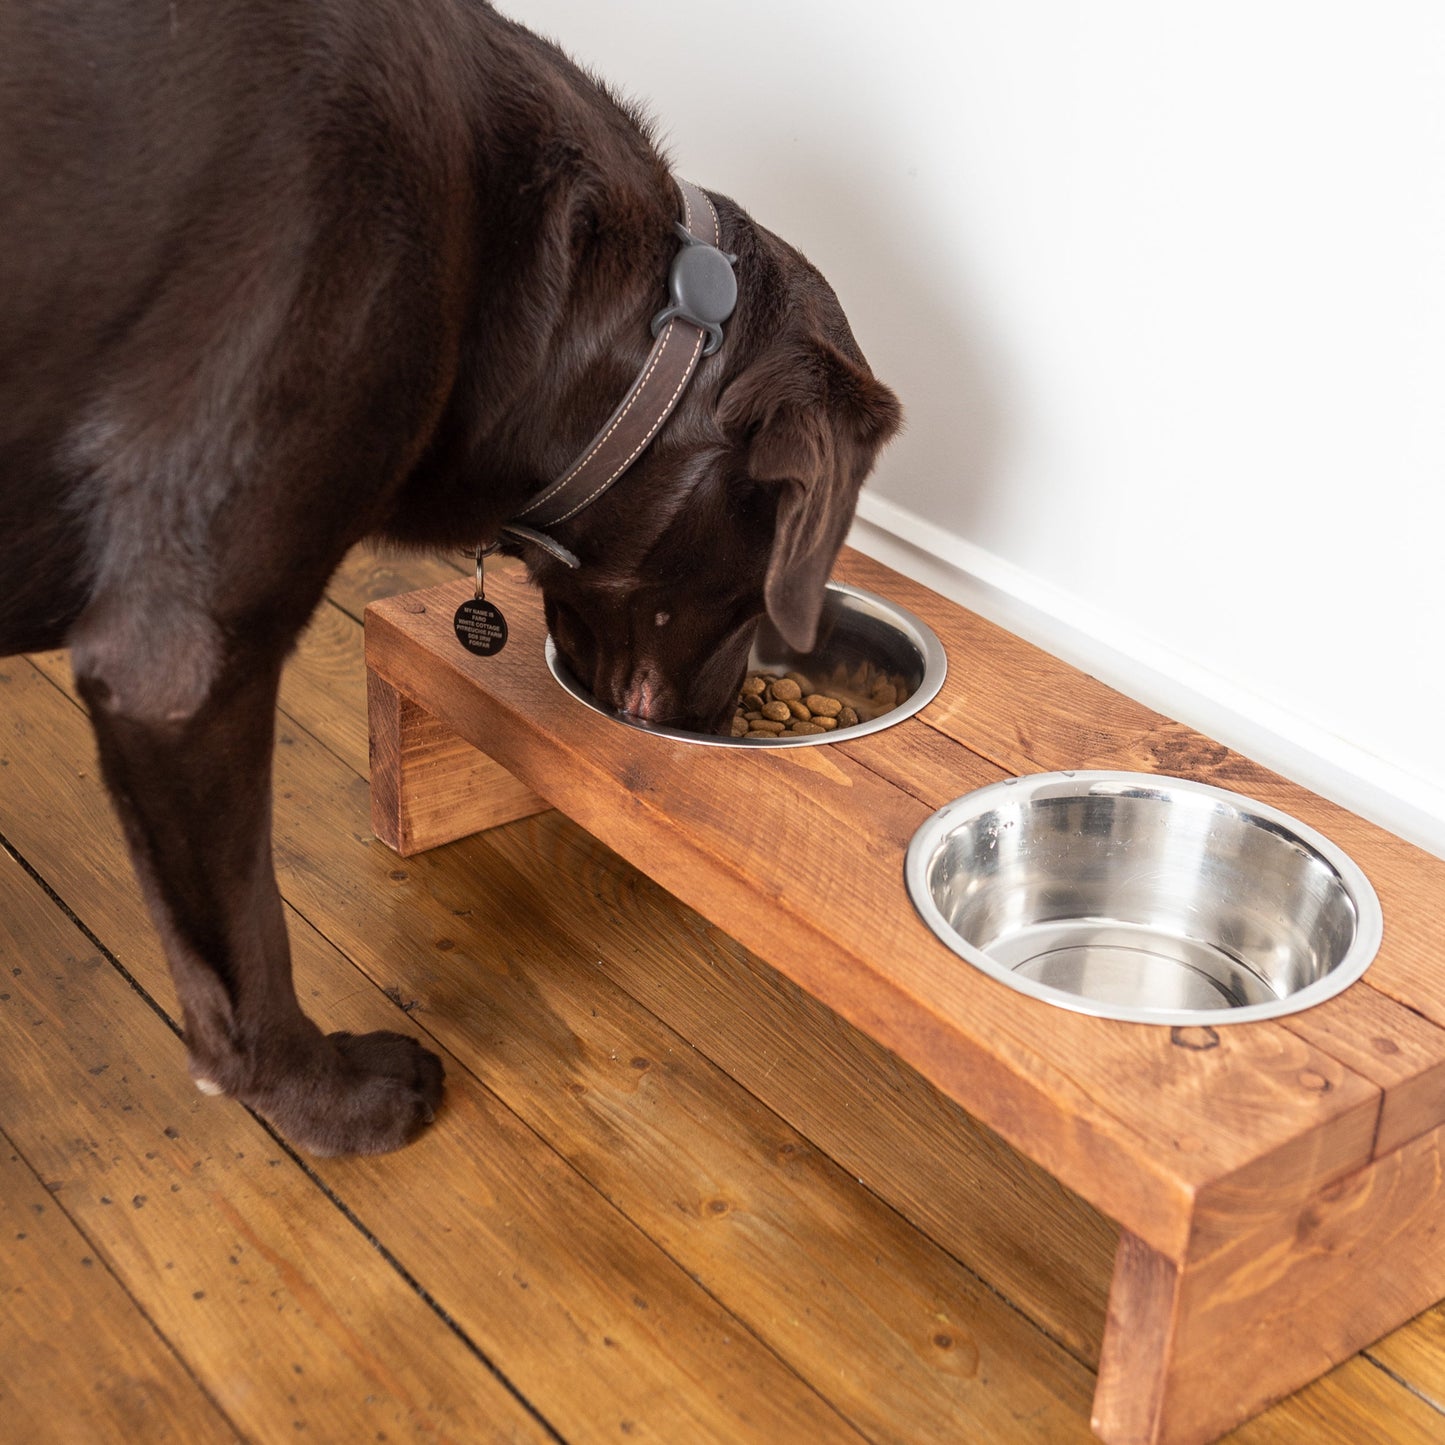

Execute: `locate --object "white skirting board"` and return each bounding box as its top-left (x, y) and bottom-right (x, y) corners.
top-left (849, 491), bottom-right (1445, 864)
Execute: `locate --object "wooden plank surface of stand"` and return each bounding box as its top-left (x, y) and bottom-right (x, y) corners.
top-left (364, 549), bottom-right (1445, 1445)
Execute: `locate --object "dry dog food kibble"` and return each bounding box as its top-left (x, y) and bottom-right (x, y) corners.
top-left (733, 669), bottom-right (906, 739)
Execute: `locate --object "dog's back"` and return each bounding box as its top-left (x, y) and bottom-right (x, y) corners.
top-left (0, 0), bottom-right (475, 655)
top-left (0, 2), bottom-right (199, 648)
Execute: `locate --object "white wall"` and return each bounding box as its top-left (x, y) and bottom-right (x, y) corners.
top-left (503, 0), bottom-right (1445, 859)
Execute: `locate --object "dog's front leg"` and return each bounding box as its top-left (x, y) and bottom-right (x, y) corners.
top-left (70, 597), bottom-right (444, 1156)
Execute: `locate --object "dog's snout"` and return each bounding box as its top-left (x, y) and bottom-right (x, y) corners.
top-left (617, 664), bottom-right (665, 721)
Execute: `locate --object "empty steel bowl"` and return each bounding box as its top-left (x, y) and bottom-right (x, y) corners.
top-left (545, 581), bottom-right (947, 747)
top-left (904, 772), bottom-right (1383, 1025)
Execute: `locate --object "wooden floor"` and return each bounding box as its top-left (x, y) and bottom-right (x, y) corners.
top-left (3, 545), bottom-right (1444, 1445)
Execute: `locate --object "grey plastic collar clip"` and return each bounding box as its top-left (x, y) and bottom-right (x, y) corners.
top-left (650, 222), bottom-right (738, 356)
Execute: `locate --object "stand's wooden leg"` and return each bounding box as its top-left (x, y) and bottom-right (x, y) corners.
top-left (1092, 1122), bottom-right (1445, 1445)
top-left (367, 668), bottom-right (550, 856)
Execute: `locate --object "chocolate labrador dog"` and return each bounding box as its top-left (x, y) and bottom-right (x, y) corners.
top-left (0, 0), bottom-right (900, 1155)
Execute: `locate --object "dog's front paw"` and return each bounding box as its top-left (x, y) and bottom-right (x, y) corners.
top-left (246, 1029), bottom-right (446, 1157)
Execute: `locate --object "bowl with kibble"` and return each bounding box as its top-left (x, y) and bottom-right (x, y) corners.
top-left (544, 582), bottom-right (947, 747)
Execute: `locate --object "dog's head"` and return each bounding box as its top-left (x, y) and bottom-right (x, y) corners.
top-left (529, 203), bottom-right (902, 735)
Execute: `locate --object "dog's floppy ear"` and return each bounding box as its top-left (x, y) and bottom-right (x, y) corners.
top-left (723, 340), bottom-right (902, 651)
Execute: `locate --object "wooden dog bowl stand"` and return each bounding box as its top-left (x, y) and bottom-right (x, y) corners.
top-left (364, 548), bottom-right (1445, 1445)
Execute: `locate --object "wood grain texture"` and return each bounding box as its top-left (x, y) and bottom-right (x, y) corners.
top-left (272, 656), bottom-right (1100, 1440)
top-left (368, 668), bottom-right (549, 854)
top-left (0, 846), bottom-right (548, 1445)
top-left (0, 659), bottom-right (884, 1444)
top-left (1369, 1298), bottom-right (1445, 1414)
top-left (328, 544), bottom-right (469, 620)
top-left (14, 620), bottom-right (1104, 1445)
top-left (1093, 1231), bottom-right (1177, 1444)
top-left (491, 805), bottom-right (1122, 1368)
top-left (279, 598), bottom-right (376, 775)
top-left (4, 541), bottom-right (1442, 1444)
top-left (825, 550), bottom-right (1169, 780)
top-left (0, 1136), bottom-right (238, 1444)
top-left (13, 645), bottom-right (1093, 1444)
top-left (280, 544), bottom-right (482, 781)
top-left (827, 551), bottom-right (1445, 1158)
top-left (1225, 1354), bottom-right (1445, 1444)
top-left (363, 569), bottom-right (1384, 1261)
top-left (345, 550), bottom-right (1118, 1369)
top-left (1094, 1124), bottom-right (1445, 1445)
top-left (340, 549), bottom-right (1445, 1444)
top-left (338, 841), bottom-right (1102, 1443)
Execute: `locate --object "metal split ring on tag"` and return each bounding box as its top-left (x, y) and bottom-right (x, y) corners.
top-left (454, 545), bottom-right (509, 657)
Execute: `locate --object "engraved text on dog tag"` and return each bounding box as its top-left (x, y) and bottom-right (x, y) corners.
top-left (453, 597), bottom-right (508, 657)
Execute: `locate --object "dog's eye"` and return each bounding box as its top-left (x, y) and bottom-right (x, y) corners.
top-left (654, 611), bottom-right (670, 628)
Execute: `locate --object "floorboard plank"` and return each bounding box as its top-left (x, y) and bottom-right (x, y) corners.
top-left (0, 661), bottom-right (876, 1443)
top-left (0, 846), bottom-right (549, 1444)
top-left (0, 1132), bottom-right (239, 1444)
top-left (274, 618), bottom-right (1102, 1438)
top-left (328, 545), bottom-right (469, 622)
top-left (492, 805), bottom-right (1121, 1366)
top-left (299, 822), bottom-right (1100, 1441)
top-left (1368, 1307), bottom-right (1445, 1414)
top-left (1225, 1356), bottom-right (1445, 1444)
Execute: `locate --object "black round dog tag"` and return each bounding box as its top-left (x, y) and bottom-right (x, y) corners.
top-left (453, 598), bottom-right (508, 656)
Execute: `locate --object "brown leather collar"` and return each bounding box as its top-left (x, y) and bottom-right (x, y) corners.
top-left (501, 179), bottom-right (736, 566)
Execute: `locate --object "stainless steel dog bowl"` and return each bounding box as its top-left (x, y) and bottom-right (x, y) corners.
top-left (904, 772), bottom-right (1383, 1025)
top-left (545, 581), bottom-right (947, 747)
